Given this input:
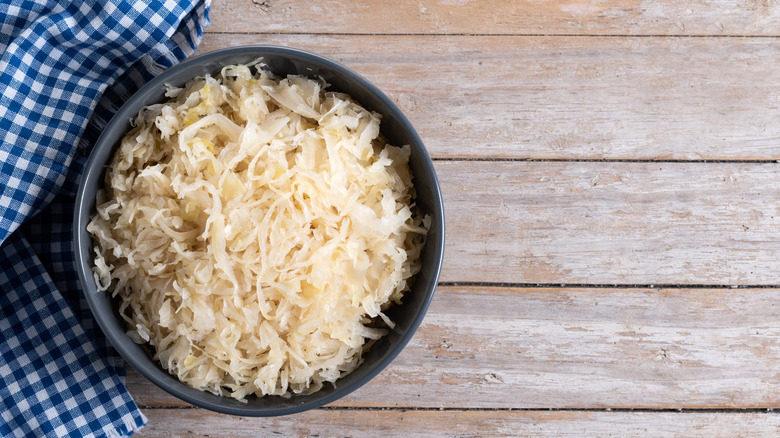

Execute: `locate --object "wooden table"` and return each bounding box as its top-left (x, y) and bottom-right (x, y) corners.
top-left (129, 1), bottom-right (780, 435)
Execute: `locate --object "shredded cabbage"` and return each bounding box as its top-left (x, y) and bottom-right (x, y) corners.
top-left (87, 63), bottom-right (429, 400)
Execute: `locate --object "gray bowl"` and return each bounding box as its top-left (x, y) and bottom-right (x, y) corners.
top-left (73, 46), bottom-right (445, 416)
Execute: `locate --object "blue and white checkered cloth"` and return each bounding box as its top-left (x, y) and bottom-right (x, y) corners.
top-left (0, 1), bottom-right (210, 436)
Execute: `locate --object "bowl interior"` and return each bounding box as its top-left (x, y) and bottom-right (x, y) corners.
top-left (73, 46), bottom-right (444, 416)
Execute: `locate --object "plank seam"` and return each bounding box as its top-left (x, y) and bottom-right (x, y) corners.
top-left (136, 406), bottom-right (780, 413)
top-left (437, 282), bottom-right (780, 289)
top-left (324, 407), bottom-right (780, 413)
top-left (204, 31), bottom-right (780, 38)
top-left (431, 158), bottom-right (780, 163)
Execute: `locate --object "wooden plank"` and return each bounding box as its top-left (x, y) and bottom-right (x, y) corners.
top-left (209, 0), bottom-right (780, 36)
top-left (197, 34), bottom-right (780, 160)
top-left (129, 286), bottom-right (780, 410)
top-left (441, 161), bottom-right (780, 285)
top-left (136, 409), bottom-right (780, 437)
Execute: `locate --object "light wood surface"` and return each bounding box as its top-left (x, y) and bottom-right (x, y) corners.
top-left (208, 0), bottom-right (780, 36)
top-left (130, 286), bottom-right (780, 409)
top-left (199, 34), bottom-right (780, 160)
top-left (130, 1), bottom-right (780, 436)
top-left (138, 410), bottom-right (780, 437)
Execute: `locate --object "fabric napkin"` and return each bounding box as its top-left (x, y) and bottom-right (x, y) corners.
top-left (0, 1), bottom-right (210, 436)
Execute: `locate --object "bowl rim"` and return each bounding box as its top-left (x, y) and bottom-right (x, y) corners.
top-left (73, 44), bottom-right (445, 416)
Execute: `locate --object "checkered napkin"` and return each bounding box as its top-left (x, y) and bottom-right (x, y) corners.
top-left (0, 1), bottom-right (210, 436)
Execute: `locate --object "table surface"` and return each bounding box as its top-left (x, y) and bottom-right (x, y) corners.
top-left (129, 1), bottom-right (780, 436)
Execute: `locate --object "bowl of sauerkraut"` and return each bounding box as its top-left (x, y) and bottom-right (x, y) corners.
top-left (73, 46), bottom-right (444, 416)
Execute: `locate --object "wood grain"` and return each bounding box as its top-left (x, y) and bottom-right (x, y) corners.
top-left (198, 34), bottom-right (780, 160)
top-left (129, 286), bottom-right (780, 410)
top-left (441, 161), bottom-right (780, 285)
top-left (209, 0), bottom-right (780, 36)
top-left (136, 409), bottom-right (780, 437)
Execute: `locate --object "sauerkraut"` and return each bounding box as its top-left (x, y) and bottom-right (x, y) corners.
top-left (87, 62), bottom-right (428, 400)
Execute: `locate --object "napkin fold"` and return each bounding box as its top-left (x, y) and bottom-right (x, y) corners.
top-left (0, 1), bottom-right (210, 436)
